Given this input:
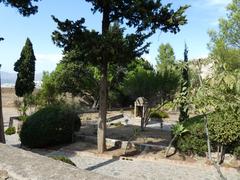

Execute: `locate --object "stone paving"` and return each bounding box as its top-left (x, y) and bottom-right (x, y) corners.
top-left (48, 150), bottom-right (240, 180)
top-left (3, 108), bottom-right (240, 180)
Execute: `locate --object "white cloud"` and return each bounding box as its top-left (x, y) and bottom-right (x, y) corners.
top-left (36, 53), bottom-right (62, 63)
top-left (207, 0), bottom-right (231, 6)
top-left (193, 0), bottom-right (231, 10)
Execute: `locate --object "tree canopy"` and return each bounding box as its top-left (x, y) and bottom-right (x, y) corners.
top-left (52, 0), bottom-right (189, 153)
top-left (208, 0), bottom-right (240, 70)
top-left (155, 43), bottom-right (180, 103)
top-left (156, 43), bottom-right (175, 70)
top-left (0, 0), bottom-right (40, 16)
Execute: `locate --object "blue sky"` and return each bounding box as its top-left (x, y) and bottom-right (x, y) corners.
top-left (0, 0), bottom-right (231, 73)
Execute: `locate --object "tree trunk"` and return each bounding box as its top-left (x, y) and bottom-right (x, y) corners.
top-left (165, 135), bottom-right (177, 157)
top-left (97, 1), bottom-right (110, 153)
top-left (204, 115), bottom-right (212, 160)
top-left (0, 70), bottom-right (6, 143)
top-left (217, 144), bottom-right (220, 163)
top-left (98, 63), bottom-right (108, 153)
top-left (219, 144), bottom-right (225, 164)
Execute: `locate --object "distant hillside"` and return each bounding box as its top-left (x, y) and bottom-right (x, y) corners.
top-left (1, 71), bottom-right (42, 87)
top-left (1, 72), bottom-right (16, 84)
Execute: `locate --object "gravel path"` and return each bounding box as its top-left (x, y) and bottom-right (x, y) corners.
top-left (48, 151), bottom-right (240, 180)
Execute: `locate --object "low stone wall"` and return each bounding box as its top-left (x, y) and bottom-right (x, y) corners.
top-left (0, 144), bottom-right (115, 180)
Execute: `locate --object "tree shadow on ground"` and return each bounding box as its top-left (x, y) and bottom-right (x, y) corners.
top-left (85, 157), bottom-right (120, 171)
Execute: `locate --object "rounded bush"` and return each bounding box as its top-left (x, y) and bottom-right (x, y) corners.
top-left (208, 112), bottom-right (240, 145)
top-left (20, 105), bottom-right (81, 148)
top-left (175, 113), bottom-right (240, 157)
top-left (174, 115), bottom-right (208, 156)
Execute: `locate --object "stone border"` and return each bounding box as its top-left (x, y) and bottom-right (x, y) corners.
top-left (76, 134), bottom-right (171, 151)
top-left (0, 144), bottom-right (116, 180)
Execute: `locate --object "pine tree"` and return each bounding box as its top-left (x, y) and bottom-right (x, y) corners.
top-left (52, 0), bottom-right (189, 153)
top-left (14, 38), bottom-right (36, 97)
top-left (0, 0), bottom-right (39, 16)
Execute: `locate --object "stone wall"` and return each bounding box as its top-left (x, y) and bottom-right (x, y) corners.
top-left (0, 144), bottom-right (115, 180)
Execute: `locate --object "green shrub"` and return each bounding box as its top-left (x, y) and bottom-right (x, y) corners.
top-left (208, 111), bottom-right (240, 145)
top-left (175, 112), bottom-right (240, 157)
top-left (162, 101), bottom-right (175, 111)
top-left (5, 127), bottom-right (16, 135)
top-left (150, 110), bottom-right (169, 119)
top-left (20, 105), bottom-right (81, 148)
top-left (174, 115), bottom-right (208, 156)
top-left (19, 115), bottom-right (28, 122)
top-left (52, 156), bottom-right (76, 166)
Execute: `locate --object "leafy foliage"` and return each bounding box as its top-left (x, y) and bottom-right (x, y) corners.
top-left (165, 123), bottom-right (188, 157)
top-left (156, 43), bottom-right (175, 70)
top-left (185, 1), bottom-right (240, 159)
top-left (157, 67), bottom-right (180, 104)
top-left (218, 0), bottom-right (240, 48)
top-left (121, 60), bottom-right (158, 101)
top-left (85, 0), bottom-right (189, 35)
top-left (20, 105), bottom-right (81, 148)
top-left (53, 60), bottom-right (99, 98)
top-left (175, 116), bottom-right (208, 156)
top-left (208, 0), bottom-right (240, 70)
top-left (208, 111), bottom-right (240, 145)
top-left (14, 38), bottom-right (36, 97)
top-left (5, 127), bottom-right (16, 135)
top-left (155, 43), bottom-right (180, 103)
top-left (178, 44), bottom-right (190, 122)
top-left (149, 110), bottom-right (169, 119)
top-left (36, 72), bottom-right (59, 106)
top-left (171, 123), bottom-right (188, 136)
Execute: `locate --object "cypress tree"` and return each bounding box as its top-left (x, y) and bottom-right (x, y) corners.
top-left (179, 44), bottom-right (190, 122)
top-left (0, 0), bottom-right (40, 144)
top-left (14, 38), bottom-right (36, 97)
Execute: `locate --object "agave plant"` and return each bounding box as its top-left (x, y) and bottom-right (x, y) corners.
top-left (165, 123), bottom-right (188, 157)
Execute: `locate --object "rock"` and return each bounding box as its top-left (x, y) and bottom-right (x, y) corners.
top-left (224, 154), bottom-right (239, 168)
top-left (0, 170), bottom-right (9, 180)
